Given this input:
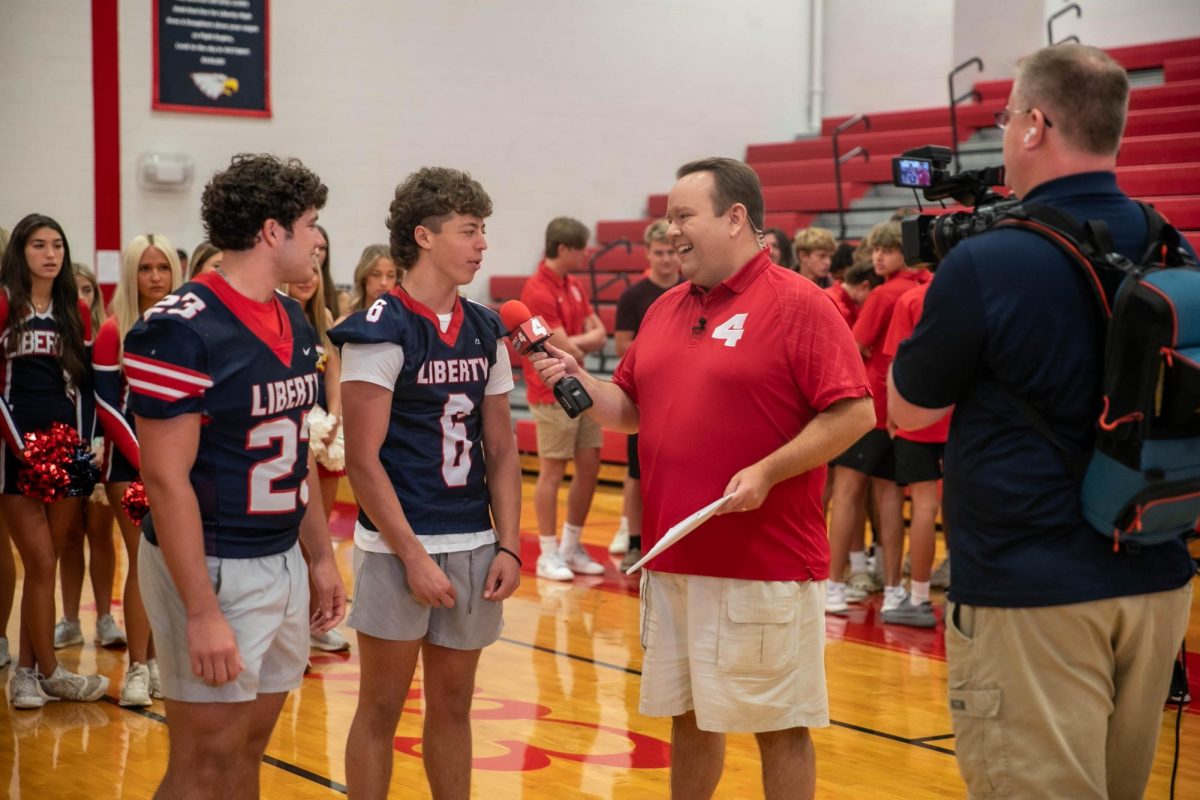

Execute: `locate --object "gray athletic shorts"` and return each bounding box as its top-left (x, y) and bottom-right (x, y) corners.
top-left (347, 544), bottom-right (503, 649)
top-left (139, 537), bottom-right (310, 703)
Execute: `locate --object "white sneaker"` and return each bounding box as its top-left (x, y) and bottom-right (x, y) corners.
top-left (53, 618), bottom-right (83, 649)
top-left (10, 667), bottom-right (48, 710)
top-left (95, 614), bottom-right (127, 647)
top-left (147, 658), bottom-right (163, 699)
top-left (609, 525), bottom-right (630, 555)
top-left (40, 664), bottom-right (109, 702)
top-left (310, 628), bottom-right (350, 652)
top-left (0, 636), bottom-right (10, 669)
top-left (563, 546), bottom-right (605, 576)
top-left (119, 663), bottom-right (152, 708)
top-left (881, 586), bottom-right (908, 614)
top-left (536, 552), bottom-right (575, 581)
top-left (825, 582), bottom-right (849, 615)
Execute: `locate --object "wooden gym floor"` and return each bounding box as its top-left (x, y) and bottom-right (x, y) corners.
top-left (1, 478), bottom-right (1197, 799)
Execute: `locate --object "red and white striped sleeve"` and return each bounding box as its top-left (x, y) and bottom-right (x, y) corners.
top-left (93, 318), bottom-right (142, 469)
top-left (122, 316), bottom-right (212, 419)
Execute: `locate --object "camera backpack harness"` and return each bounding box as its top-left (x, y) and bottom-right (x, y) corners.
top-left (990, 202), bottom-right (1200, 551)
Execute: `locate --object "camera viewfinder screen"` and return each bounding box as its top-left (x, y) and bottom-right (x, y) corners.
top-left (897, 158), bottom-right (933, 188)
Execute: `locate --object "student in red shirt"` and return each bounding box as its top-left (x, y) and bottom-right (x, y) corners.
top-left (529, 157), bottom-right (874, 799)
top-left (822, 260), bottom-right (881, 330)
top-left (518, 218), bottom-right (608, 581)
top-left (880, 281), bottom-right (949, 627)
top-left (827, 221), bottom-right (930, 615)
top-left (792, 227), bottom-right (837, 287)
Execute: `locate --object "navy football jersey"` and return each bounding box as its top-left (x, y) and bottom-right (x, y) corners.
top-left (124, 272), bottom-right (321, 558)
top-left (328, 290), bottom-right (506, 537)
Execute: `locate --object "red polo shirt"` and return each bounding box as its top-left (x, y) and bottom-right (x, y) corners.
top-left (853, 268), bottom-right (930, 429)
top-left (612, 250), bottom-right (870, 581)
top-left (823, 281), bottom-right (860, 329)
top-left (882, 282), bottom-right (951, 443)
top-left (519, 260), bottom-right (594, 405)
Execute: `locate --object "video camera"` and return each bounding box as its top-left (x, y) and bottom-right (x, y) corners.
top-left (891, 146), bottom-right (1016, 266)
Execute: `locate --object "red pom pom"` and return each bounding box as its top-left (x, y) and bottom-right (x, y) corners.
top-left (122, 480), bottom-right (149, 525)
top-left (18, 423), bottom-right (97, 502)
top-left (17, 461), bottom-right (71, 503)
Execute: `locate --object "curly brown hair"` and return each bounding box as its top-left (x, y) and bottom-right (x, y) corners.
top-left (386, 168), bottom-right (492, 268)
top-left (201, 153), bottom-right (328, 251)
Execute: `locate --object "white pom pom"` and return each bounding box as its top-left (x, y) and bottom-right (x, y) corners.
top-left (322, 429), bottom-right (345, 472)
top-left (307, 406), bottom-right (334, 460)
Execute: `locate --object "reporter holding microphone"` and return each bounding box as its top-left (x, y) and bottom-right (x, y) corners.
top-left (528, 157), bottom-right (874, 800)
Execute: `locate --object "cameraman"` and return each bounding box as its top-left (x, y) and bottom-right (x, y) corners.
top-left (889, 44), bottom-right (1194, 799)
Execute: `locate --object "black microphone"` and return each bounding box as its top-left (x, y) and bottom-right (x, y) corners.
top-left (692, 317), bottom-right (707, 336)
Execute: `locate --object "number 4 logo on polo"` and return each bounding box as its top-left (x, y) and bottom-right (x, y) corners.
top-left (711, 313), bottom-right (748, 347)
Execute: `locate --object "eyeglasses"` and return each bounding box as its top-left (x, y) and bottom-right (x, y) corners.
top-left (994, 107), bottom-right (1054, 130)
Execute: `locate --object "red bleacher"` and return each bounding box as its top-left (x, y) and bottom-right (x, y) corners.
top-left (492, 36), bottom-right (1200, 467)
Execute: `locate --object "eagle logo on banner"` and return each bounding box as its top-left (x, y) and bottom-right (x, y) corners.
top-left (191, 73), bottom-right (240, 101)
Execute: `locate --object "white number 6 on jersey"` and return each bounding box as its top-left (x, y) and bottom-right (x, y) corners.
top-left (366, 298), bottom-right (387, 323)
top-left (711, 313), bottom-right (748, 347)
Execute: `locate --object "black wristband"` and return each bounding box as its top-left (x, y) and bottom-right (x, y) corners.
top-left (496, 545), bottom-right (523, 568)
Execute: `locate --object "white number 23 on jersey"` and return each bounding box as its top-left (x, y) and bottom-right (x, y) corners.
top-left (711, 313), bottom-right (748, 347)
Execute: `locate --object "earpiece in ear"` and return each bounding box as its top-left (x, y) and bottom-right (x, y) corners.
top-left (1023, 128), bottom-right (1036, 143)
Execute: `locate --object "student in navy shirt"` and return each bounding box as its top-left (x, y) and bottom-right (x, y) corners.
top-left (890, 44), bottom-right (1194, 800)
top-left (334, 167), bottom-right (521, 799)
top-left (127, 154), bottom-right (345, 797)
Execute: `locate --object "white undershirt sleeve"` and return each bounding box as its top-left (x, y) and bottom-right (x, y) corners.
top-left (485, 343), bottom-right (515, 395)
top-left (340, 342), bottom-right (405, 390)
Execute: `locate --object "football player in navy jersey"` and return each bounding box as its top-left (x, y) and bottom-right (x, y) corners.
top-left (124, 154), bottom-right (346, 799)
top-left (333, 167), bottom-right (521, 800)
top-left (1, 213), bottom-right (109, 709)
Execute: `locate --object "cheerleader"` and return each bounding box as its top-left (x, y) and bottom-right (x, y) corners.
top-left (286, 245), bottom-right (351, 653)
top-left (346, 243), bottom-right (398, 314)
top-left (56, 262), bottom-right (125, 651)
top-left (93, 234), bottom-right (183, 706)
top-left (187, 241), bottom-right (222, 280)
top-left (0, 214), bottom-right (109, 709)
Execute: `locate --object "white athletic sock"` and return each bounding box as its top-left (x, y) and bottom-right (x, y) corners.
top-left (617, 516), bottom-right (629, 535)
top-left (885, 584), bottom-right (906, 601)
top-left (911, 580), bottom-right (931, 606)
top-left (561, 523), bottom-right (583, 552)
top-left (849, 550), bottom-right (868, 573)
top-left (539, 536), bottom-right (559, 557)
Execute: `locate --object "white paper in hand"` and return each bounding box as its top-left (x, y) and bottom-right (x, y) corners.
top-left (624, 494), bottom-right (732, 575)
